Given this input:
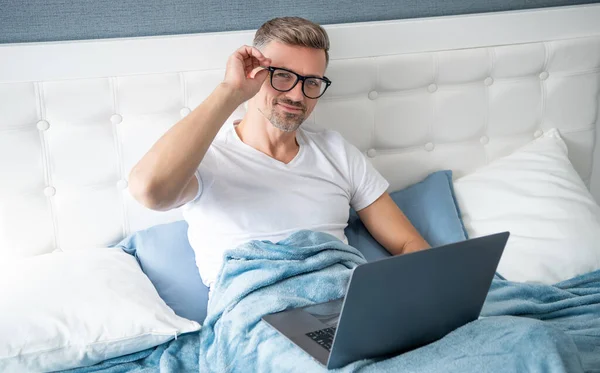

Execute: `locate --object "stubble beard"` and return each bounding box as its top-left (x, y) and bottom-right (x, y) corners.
top-left (260, 98), bottom-right (306, 133)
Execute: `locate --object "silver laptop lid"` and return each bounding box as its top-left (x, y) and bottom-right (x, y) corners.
top-left (327, 232), bottom-right (509, 369)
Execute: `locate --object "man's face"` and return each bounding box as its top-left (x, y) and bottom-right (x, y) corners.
top-left (253, 41), bottom-right (327, 132)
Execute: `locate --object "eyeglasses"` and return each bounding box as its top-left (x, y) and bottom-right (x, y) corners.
top-left (264, 66), bottom-right (332, 99)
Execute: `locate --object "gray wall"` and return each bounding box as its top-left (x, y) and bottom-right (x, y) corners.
top-left (1, 0), bottom-right (599, 44)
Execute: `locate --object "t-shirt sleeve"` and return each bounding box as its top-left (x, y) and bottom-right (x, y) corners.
top-left (190, 169), bottom-right (203, 202)
top-left (180, 169), bottom-right (203, 210)
top-left (181, 147), bottom-right (216, 210)
top-left (345, 140), bottom-right (390, 211)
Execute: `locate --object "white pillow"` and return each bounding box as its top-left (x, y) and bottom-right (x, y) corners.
top-left (454, 128), bottom-right (600, 284)
top-left (0, 248), bottom-right (200, 372)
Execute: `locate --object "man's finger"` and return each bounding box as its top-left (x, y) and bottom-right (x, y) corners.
top-left (248, 66), bottom-right (268, 79)
top-left (252, 68), bottom-right (269, 82)
top-left (239, 45), bottom-right (271, 65)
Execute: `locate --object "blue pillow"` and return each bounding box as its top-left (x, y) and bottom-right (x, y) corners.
top-left (114, 221), bottom-right (209, 324)
top-left (117, 170), bottom-right (466, 325)
top-left (344, 170), bottom-right (468, 262)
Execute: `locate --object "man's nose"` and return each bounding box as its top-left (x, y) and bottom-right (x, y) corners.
top-left (286, 80), bottom-right (305, 102)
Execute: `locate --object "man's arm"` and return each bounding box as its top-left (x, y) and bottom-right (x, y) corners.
top-left (128, 46), bottom-right (271, 211)
top-left (356, 192), bottom-right (430, 255)
top-left (128, 84), bottom-right (241, 211)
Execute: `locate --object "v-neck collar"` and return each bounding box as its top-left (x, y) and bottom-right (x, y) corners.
top-left (230, 124), bottom-right (305, 168)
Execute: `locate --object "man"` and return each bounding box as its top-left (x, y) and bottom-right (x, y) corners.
top-left (129, 17), bottom-right (429, 291)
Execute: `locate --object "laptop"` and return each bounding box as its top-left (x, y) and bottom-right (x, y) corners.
top-left (262, 231), bottom-right (509, 370)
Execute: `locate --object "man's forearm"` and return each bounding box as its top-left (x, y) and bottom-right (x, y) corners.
top-left (129, 83), bottom-right (243, 208)
top-left (399, 237), bottom-right (430, 255)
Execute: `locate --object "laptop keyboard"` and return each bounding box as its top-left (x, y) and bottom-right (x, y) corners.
top-left (306, 327), bottom-right (337, 351)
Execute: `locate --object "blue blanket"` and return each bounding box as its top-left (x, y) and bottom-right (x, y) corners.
top-left (61, 331), bottom-right (200, 373)
top-left (66, 231), bottom-right (600, 372)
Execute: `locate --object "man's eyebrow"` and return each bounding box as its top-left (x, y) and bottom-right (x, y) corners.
top-left (278, 66), bottom-right (324, 79)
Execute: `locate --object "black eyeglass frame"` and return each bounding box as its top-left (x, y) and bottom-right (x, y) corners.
top-left (264, 66), bottom-right (332, 99)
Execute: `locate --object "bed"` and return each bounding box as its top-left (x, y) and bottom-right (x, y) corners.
top-left (1, 3), bottom-right (600, 373)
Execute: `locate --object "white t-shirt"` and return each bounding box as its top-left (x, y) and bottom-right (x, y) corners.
top-left (182, 124), bottom-right (389, 288)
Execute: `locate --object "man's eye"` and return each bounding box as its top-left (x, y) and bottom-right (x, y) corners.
top-left (306, 79), bottom-right (321, 87)
top-left (275, 72), bottom-right (292, 79)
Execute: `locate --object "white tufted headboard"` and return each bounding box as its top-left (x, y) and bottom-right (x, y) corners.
top-left (1, 4), bottom-right (600, 258)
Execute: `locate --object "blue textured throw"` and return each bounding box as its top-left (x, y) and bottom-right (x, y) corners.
top-left (65, 231), bottom-right (600, 372)
top-left (61, 331), bottom-right (200, 373)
